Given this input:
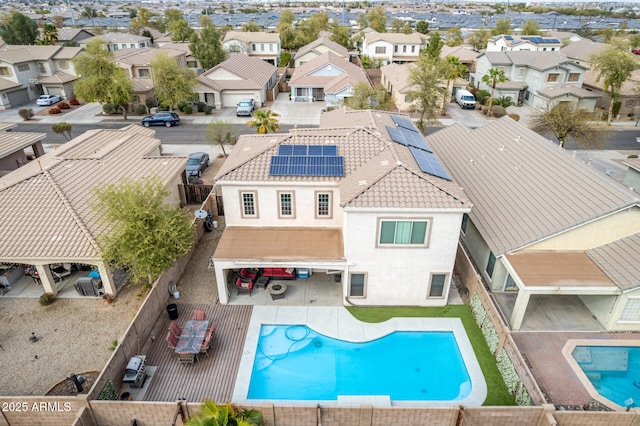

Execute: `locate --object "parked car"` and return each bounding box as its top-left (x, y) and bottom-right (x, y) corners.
top-left (186, 152), bottom-right (210, 177)
top-left (632, 48), bottom-right (640, 55)
top-left (36, 94), bottom-right (61, 106)
top-left (141, 112), bottom-right (180, 127)
top-left (236, 99), bottom-right (255, 116)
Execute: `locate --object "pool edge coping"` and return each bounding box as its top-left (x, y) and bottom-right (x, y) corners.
top-left (232, 306), bottom-right (487, 408)
top-left (561, 339), bottom-right (640, 412)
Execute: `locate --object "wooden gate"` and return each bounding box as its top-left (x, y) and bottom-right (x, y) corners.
top-left (179, 184), bottom-right (214, 205)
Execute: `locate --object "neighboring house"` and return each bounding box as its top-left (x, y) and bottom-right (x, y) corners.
top-left (0, 45), bottom-right (83, 109)
top-left (543, 30), bottom-right (582, 44)
top-left (428, 117), bottom-right (640, 332)
top-left (623, 158), bottom-right (640, 193)
top-left (289, 51), bottom-right (370, 106)
top-left (473, 50), bottom-right (598, 111)
top-left (0, 130), bottom-right (45, 175)
top-left (487, 35), bottom-right (562, 52)
top-left (159, 42), bottom-right (202, 74)
top-left (222, 31), bottom-right (280, 66)
top-left (80, 32), bottom-right (151, 52)
top-left (195, 53), bottom-right (277, 109)
top-left (294, 35), bottom-right (349, 68)
top-left (562, 39), bottom-right (640, 117)
top-left (362, 32), bottom-right (426, 65)
top-left (54, 28), bottom-right (94, 46)
top-left (114, 47), bottom-right (187, 111)
top-left (0, 125), bottom-right (187, 299)
top-left (440, 45), bottom-right (479, 76)
top-left (212, 109), bottom-right (471, 306)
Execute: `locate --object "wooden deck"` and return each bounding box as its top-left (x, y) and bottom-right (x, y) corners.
top-left (141, 303), bottom-right (253, 402)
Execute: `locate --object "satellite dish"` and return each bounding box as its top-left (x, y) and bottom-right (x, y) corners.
top-left (194, 210), bottom-right (208, 219)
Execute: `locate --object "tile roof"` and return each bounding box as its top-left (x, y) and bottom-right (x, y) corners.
top-left (0, 132), bottom-right (46, 159)
top-left (39, 71), bottom-right (78, 84)
top-left (365, 32), bottom-right (425, 45)
top-left (289, 51), bottom-right (369, 94)
top-left (440, 45), bottom-right (481, 62)
top-left (197, 53), bottom-right (276, 91)
top-left (0, 125), bottom-right (186, 262)
top-left (583, 68), bottom-right (640, 97)
top-left (0, 78), bottom-right (21, 90)
top-left (561, 39), bottom-right (608, 63)
top-left (483, 50), bottom-right (582, 71)
top-left (294, 36), bottom-right (349, 60)
top-left (114, 47), bottom-right (184, 66)
top-left (52, 46), bottom-right (83, 60)
top-left (0, 45), bottom-right (62, 64)
top-left (587, 233), bottom-right (640, 291)
top-left (56, 28), bottom-right (93, 41)
top-left (223, 31), bottom-right (280, 44)
top-left (536, 84), bottom-right (600, 99)
top-left (427, 117), bottom-right (640, 255)
top-left (380, 63), bottom-right (416, 93)
top-left (84, 33), bottom-right (151, 44)
top-left (216, 112), bottom-right (470, 211)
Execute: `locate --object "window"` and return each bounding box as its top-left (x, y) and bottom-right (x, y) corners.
top-left (240, 191), bottom-right (258, 218)
top-left (547, 73), bottom-right (559, 82)
top-left (404, 95), bottom-right (413, 102)
top-left (486, 252), bottom-right (496, 278)
top-left (315, 191), bottom-right (332, 219)
top-left (278, 191), bottom-right (295, 218)
top-left (504, 273), bottom-right (517, 289)
top-left (428, 273), bottom-right (447, 298)
top-left (394, 45), bottom-right (398, 53)
top-left (411, 45), bottom-right (416, 53)
top-left (403, 45), bottom-right (407, 53)
top-left (375, 46), bottom-right (386, 54)
top-left (121, 44), bottom-right (127, 49)
top-left (378, 219), bottom-right (429, 246)
top-left (261, 43), bottom-right (264, 51)
top-left (0, 67), bottom-right (10, 76)
top-left (187, 60), bottom-right (197, 68)
top-left (59, 61), bottom-right (69, 69)
top-left (497, 66), bottom-right (505, 72)
top-left (252, 44), bottom-right (256, 51)
top-left (113, 44), bottom-right (119, 51)
top-left (138, 68), bottom-right (150, 78)
top-left (543, 47), bottom-right (547, 51)
top-left (568, 73), bottom-right (580, 82)
top-left (461, 213), bottom-right (468, 234)
top-left (349, 272), bottom-right (366, 298)
top-left (17, 64), bottom-right (29, 72)
top-left (38, 63), bottom-right (46, 73)
top-left (524, 90), bottom-right (530, 100)
top-left (139, 42), bottom-right (146, 48)
top-left (130, 44), bottom-right (135, 48)
top-left (518, 67), bottom-right (525, 77)
top-left (269, 44), bottom-right (273, 52)
top-left (133, 95), bottom-right (140, 103)
top-left (619, 298), bottom-right (640, 322)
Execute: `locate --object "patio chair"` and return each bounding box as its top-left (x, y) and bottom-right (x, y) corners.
top-left (177, 352), bottom-right (196, 364)
top-left (208, 322), bottom-right (216, 334)
top-left (199, 332), bottom-right (213, 358)
top-left (234, 275), bottom-right (254, 296)
top-left (169, 321), bottom-right (182, 338)
top-left (166, 332), bottom-right (178, 350)
top-left (193, 309), bottom-right (205, 321)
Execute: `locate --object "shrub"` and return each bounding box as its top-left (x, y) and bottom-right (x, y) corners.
top-left (612, 101), bottom-right (622, 117)
top-left (196, 102), bottom-right (206, 112)
top-left (628, 154), bottom-right (639, 159)
top-left (145, 98), bottom-right (155, 109)
top-left (102, 103), bottom-right (119, 114)
top-left (204, 106), bottom-right (213, 115)
top-left (507, 113), bottom-right (520, 121)
top-left (58, 102), bottom-right (70, 109)
top-left (279, 51), bottom-right (292, 67)
top-left (474, 90), bottom-right (491, 105)
top-left (481, 105), bottom-right (488, 115)
top-left (183, 105), bottom-right (193, 114)
top-left (158, 104), bottom-right (170, 111)
top-left (68, 98), bottom-right (80, 106)
top-left (39, 293), bottom-right (55, 306)
top-left (495, 96), bottom-right (513, 108)
top-left (49, 106), bottom-right (61, 114)
top-left (18, 108), bottom-right (35, 121)
top-left (98, 380), bottom-right (118, 400)
top-left (491, 105), bottom-right (507, 117)
top-left (134, 104), bottom-right (147, 115)
top-left (51, 122), bottom-right (72, 140)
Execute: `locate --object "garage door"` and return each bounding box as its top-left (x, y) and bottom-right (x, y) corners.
top-left (7, 88), bottom-right (30, 107)
top-left (46, 86), bottom-right (63, 97)
top-left (222, 92), bottom-right (257, 108)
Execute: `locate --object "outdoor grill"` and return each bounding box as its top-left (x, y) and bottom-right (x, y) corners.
top-left (122, 355), bottom-right (147, 388)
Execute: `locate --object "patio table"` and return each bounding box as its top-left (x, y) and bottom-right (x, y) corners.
top-left (175, 320), bottom-right (209, 354)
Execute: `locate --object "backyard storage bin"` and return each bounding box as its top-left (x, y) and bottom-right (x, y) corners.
top-left (166, 303), bottom-right (178, 320)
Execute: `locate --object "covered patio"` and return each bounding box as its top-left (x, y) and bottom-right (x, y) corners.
top-left (499, 251), bottom-right (620, 331)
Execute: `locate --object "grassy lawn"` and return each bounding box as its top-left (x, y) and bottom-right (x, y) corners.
top-left (346, 305), bottom-right (516, 406)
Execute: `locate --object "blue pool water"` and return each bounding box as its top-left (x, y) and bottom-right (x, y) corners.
top-left (572, 346), bottom-right (640, 407)
top-left (248, 325), bottom-right (472, 401)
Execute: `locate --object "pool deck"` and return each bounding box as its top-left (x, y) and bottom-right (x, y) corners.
top-left (232, 306), bottom-right (487, 408)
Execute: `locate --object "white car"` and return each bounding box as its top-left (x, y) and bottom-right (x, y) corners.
top-left (36, 94), bottom-right (61, 106)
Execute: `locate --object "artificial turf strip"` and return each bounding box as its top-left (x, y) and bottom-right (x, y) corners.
top-left (346, 305), bottom-right (517, 406)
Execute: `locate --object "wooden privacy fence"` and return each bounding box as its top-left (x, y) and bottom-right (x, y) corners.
top-left (179, 184), bottom-right (213, 206)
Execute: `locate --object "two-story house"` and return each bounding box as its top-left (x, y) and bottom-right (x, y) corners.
top-left (222, 31), bottom-right (280, 66)
top-left (114, 47), bottom-right (187, 111)
top-left (288, 51), bottom-right (370, 106)
top-left (429, 117), bottom-right (640, 332)
top-left (487, 35), bottom-right (562, 52)
top-left (473, 50), bottom-right (599, 111)
top-left (362, 32), bottom-right (426, 65)
top-left (80, 32), bottom-right (152, 52)
top-left (211, 109), bottom-right (471, 306)
top-left (0, 45), bottom-right (83, 109)
top-left (294, 35), bottom-right (350, 68)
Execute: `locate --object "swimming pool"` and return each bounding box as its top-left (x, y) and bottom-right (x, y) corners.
top-left (572, 345), bottom-right (640, 408)
top-left (248, 325), bottom-right (471, 401)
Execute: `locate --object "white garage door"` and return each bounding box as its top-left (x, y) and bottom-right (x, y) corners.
top-left (222, 92), bottom-right (257, 108)
top-left (7, 88), bottom-right (30, 107)
top-left (46, 86), bottom-right (63, 97)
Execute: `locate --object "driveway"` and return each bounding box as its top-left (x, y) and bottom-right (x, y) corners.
top-left (445, 104), bottom-right (489, 128)
top-left (270, 92), bottom-right (325, 126)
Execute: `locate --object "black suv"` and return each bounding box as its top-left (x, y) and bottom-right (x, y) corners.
top-left (141, 112), bottom-right (180, 127)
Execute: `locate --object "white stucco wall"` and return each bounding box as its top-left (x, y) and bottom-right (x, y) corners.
top-left (343, 209), bottom-right (464, 306)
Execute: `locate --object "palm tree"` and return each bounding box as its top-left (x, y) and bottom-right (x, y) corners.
top-left (481, 67), bottom-right (508, 117)
top-left (246, 109), bottom-right (280, 134)
top-left (185, 400), bottom-right (262, 426)
top-left (442, 56), bottom-right (468, 114)
top-left (42, 23), bottom-right (58, 45)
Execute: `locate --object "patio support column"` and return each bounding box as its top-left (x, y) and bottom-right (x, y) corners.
top-left (214, 92), bottom-right (222, 110)
top-left (510, 290), bottom-right (531, 331)
top-left (35, 264), bottom-right (58, 296)
top-left (98, 263), bottom-right (117, 297)
top-left (215, 267), bottom-right (229, 304)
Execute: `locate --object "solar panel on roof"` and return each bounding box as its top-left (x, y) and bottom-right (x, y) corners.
top-left (268, 152), bottom-right (344, 177)
top-left (391, 115), bottom-right (419, 132)
top-left (386, 126), bottom-right (407, 145)
top-left (270, 155), bottom-right (289, 175)
top-left (505, 35), bottom-right (513, 40)
top-left (293, 145), bottom-right (308, 156)
top-left (409, 147), bottom-right (451, 181)
top-left (308, 145), bottom-right (323, 156)
top-left (323, 146), bottom-right (337, 156)
top-left (399, 127), bottom-right (432, 152)
top-left (278, 145), bottom-right (293, 156)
